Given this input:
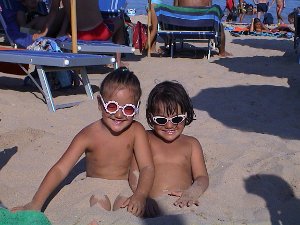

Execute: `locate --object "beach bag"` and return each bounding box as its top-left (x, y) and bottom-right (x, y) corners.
top-left (27, 38), bottom-right (73, 89)
top-left (263, 13), bottom-right (274, 25)
top-left (132, 21), bottom-right (148, 53)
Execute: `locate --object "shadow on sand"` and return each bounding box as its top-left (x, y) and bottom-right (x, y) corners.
top-left (244, 174), bottom-right (300, 225)
top-left (191, 52), bottom-right (300, 139)
top-left (231, 38), bottom-right (293, 52)
top-left (143, 214), bottom-right (185, 225)
top-left (192, 84), bottom-right (300, 139)
top-left (0, 146), bottom-right (17, 170)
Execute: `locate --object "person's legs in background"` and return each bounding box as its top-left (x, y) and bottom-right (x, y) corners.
top-left (149, 3), bottom-right (159, 53)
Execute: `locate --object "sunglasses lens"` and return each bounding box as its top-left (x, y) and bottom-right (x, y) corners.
top-left (123, 105), bottom-right (135, 116)
top-left (106, 102), bottom-right (118, 113)
top-left (171, 116), bottom-right (184, 124)
top-left (154, 117), bottom-right (168, 125)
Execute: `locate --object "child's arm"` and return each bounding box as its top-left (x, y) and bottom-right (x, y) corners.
top-left (11, 131), bottom-right (88, 211)
top-left (122, 123), bottom-right (154, 217)
top-left (171, 138), bottom-right (209, 208)
top-left (128, 155), bottom-right (139, 192)
top-left (250, 18), bottom-right (255, 32)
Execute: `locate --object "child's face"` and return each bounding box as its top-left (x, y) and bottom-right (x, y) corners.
top-left (98, 88), bottom-right (138, 134)
top-left (254, 21), bottom-right (262, 32)
top-left (151, 103), bottom-right (186, 143)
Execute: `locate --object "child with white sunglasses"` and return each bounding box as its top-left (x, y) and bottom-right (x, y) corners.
top-left (129, 80), bottom-right (209, 217)
top-left (12, 67), bottom-right (154, 221)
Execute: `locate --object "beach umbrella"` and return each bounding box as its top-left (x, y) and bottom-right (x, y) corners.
top-left (147, 0), bottom-right (151, 57)
top-left (70, 0), bottom-right (78, 53)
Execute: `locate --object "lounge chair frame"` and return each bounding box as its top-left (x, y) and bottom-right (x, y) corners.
top-left (155, 4), bottom-right (223, 60)
top-left (0, 0), bottom-right (134, 68)
top-left (0, 49), bottom-right (115, 112)
top-left (59, 0), bottom-right (134, 68)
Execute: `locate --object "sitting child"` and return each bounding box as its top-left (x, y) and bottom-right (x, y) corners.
top-left (129, 81), bottom-right (209, 217)
top-left (12, 68), bottom-right (155, 221)
top-left (250, 17), bottom-right (294, 32)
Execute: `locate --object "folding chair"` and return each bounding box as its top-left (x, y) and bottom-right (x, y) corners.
top-left (155, 4), bottom-right (223, 60)
top-left (0, 48), bottom-right (115, 112)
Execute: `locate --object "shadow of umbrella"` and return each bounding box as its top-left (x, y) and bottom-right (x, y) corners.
top-left (244, 174), bottom-right (300, 225)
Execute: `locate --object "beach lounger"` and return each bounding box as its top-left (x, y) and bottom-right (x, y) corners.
top-left (58, 39), bottom-right (134, 57)
top-left (154, 4), bottom-right (223, 60)
top-left (59, 0), bottom-right (134, 68)
top-left (0, 48), bottom-right (115, 112)
top-left (0, 0), bottom-right (134, 68)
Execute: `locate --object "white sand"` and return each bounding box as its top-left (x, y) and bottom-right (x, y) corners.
top-left (1, 16), bottom-right (300, 224)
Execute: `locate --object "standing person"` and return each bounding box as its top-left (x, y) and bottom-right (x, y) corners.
top-left (174, 0), bottom-right (231, 57)
top-left (12, 67), bottom-right (155, 219)
top-left (148, 0), bottom-right (163, 54)
top-left (238, 0), bottom-right (246, 22)
top-left (252, 0), bottom-right (275, 20)
top-left (129, 81), bottom-right (209, 217)
top-left (275, 0), bottom-right (286, 24)
top-left (225, 0), bottom-right (237, 22)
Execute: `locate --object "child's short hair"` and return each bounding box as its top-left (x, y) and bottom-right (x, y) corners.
top-left (100, 67), bottom-right (142, 103)
top-left (146, 81), bottom-right (195, 126)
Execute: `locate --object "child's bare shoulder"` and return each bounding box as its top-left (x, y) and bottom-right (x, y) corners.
top-left (131, 120), bottom-right (146, 132)
top-left (76, 120), bottom-right (102, 137)
top-left (180, 134), bottom-right (202, 147)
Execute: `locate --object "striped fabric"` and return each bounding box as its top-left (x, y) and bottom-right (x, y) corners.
top-left (155, 4), bottom-right (223, 31)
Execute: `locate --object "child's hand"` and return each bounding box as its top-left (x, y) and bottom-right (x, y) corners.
top-left (120, 193), bottom-right (146, 217)
top-left (169, 190), bottom-right (199, 208)
top-left (11, 202), bottom-right (40, 212)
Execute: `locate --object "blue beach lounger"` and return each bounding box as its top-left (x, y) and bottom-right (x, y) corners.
top-left (155, 4), bottom-right (223, 59)
top-left (0, 48), bottom-right (115, 112)
top-left (59, 0), bottom-right (134, 68)
top-left (0, 0), bottom-right (134, 68)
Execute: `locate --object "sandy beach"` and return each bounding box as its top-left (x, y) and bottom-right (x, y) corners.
top-left (1, 15), bottom-right (300, 224)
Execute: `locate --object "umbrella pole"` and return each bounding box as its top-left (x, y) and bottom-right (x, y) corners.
top-left (147, 0), bottom-right (151, 57)
top-left (70, 0), bottom-right (78, 53)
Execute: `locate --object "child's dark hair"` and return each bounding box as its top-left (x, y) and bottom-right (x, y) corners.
top-left (146, 81), bottom-right (195, 126)
top-left (100, 67), bottom-right (141, 103)
top-left (254, 18), bottom-right (261, 24)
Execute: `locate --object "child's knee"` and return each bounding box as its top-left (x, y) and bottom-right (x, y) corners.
top-left (112, 195), bottom-right (128, 211)
top-left (90, 194), bottom-right (111, 211)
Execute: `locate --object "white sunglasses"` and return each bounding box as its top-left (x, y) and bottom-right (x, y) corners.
top-left (152, 114), bottom-right (186, 125)
top-left (99, 94), bottom-right (139, 117)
